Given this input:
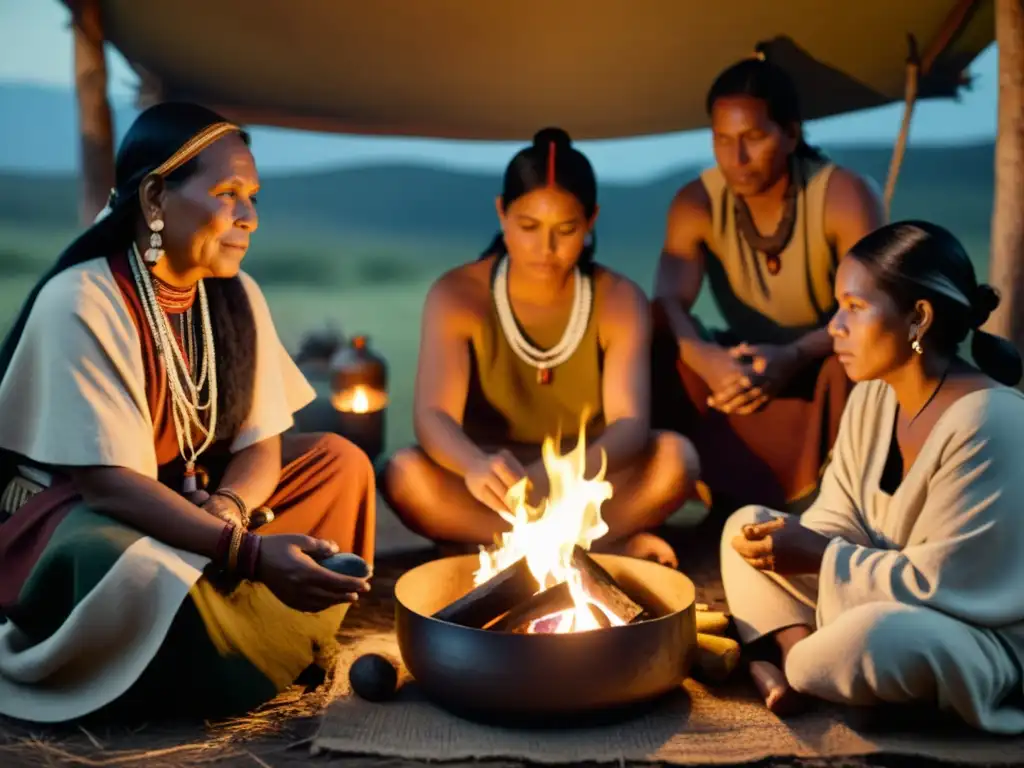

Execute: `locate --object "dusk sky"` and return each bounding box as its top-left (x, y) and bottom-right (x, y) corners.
top-left (0, 1), bottom-right (1001, 181)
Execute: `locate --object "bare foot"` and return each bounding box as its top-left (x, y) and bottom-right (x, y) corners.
top-left (748, 660), bottom-right (807, 716)
top-left (601, 532), bottom-right (679, 568)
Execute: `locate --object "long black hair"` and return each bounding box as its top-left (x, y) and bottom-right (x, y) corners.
top-left (705, 56), bottom-right (824, 162)
top-left (0, 101), bottom-right (257, 440)
top-left (848, 220), bottom-right (1022, 386)
top-left (481, 127), bottom-right (599, 273)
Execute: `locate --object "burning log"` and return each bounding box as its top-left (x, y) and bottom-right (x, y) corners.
top-left (570, 546), bottom-right (646, 624)
top-left (587, 602), bottom-right (612, 629)
top-left (489, 582), bottom-right (575, 634)
top-left (433, 556), bottom-right (539, 628)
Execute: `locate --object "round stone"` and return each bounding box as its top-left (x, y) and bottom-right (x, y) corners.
top-left (319, 553), bottom-right (372, 578)
top-left (349, 653), bottom-right (399, 702)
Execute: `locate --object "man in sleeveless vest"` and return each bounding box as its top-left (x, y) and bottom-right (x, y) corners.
top-left (651, 57), bottom-right (884, 519)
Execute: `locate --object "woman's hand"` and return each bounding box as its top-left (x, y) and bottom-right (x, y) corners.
top-left (731, 516), bottom-right (832, 575)
top-left (256, 535), bottom-right (370, 613)
top-left (524, 462), bottom-right (550, 508)
top-left (464, 450), bottom-right (527, 513)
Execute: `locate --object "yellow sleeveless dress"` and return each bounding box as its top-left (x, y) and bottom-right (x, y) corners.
top-left (462, 261), bottom-right (605, 450)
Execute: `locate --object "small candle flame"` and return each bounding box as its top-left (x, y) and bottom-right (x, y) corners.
top-left (332, 385), bottom-right (387, 414)
top-left (352, 386), bottom-right (370, 414)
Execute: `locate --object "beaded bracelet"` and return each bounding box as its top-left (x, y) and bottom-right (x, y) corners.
top-left (214, 522), bottom-right (234, 566)
top-left (237, 532), bottom-right (262, 581)
top-left (213, 488), bottom-right (250, 529)
top-left (212, 522), bottom-right (261, 580)
top-left (227, 524), bottom-right (245, 573)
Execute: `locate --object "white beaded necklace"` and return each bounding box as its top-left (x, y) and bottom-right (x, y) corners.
top-left (129, 243), bottom-right (218, 493)
top-left (492, 255), bottom-right (592, 385)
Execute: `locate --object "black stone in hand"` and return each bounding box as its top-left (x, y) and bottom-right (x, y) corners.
top-left (319, 553), bottom-right (372, 578)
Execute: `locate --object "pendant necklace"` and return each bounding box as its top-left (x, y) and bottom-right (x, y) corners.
top-left (492, 255), bottom-right (592, 385)
top-left (907, 366), bottom-right (951, 426)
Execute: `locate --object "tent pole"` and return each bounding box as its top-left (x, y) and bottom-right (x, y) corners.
top-left (883, 1), bottom-right (979, 218)
top-left (71, 0), bottom-right (115, 225)
top-left (882, 54), bottom-right (919, 219)
top-left (988, 0), bottom-right (1024, 379)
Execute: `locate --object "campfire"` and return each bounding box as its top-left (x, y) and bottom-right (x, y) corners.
top-left (393, 437), bottom-right (698, 722)
top-left (394, 422), bottom-right (704, 721)
top-left (433, 422), bottom-right (649, 634)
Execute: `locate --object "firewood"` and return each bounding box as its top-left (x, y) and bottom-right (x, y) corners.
top-left (570, 546), bottom-right (646, 624)
top-left (695, 610), bottom-right (730, 636)
top-left (692, 633), bottom-right (741, 683)
top-left (433, 556), bottom-right (539, 628)
top-left (587, 601), bottom-right (612, 629)
top-left (489, 582), bottom-right (574, 634)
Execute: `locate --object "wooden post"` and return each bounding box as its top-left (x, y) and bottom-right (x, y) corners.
top-left (71, 0), bottom-right (116, 225)
top-left (987, 0), bottom-right (1024, 372)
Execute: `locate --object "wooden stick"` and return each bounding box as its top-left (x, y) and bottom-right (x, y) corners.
top-left (489, 582), bottom-right (574, 634)
top-left (692, 633), bottom-right (741, 683)
top-left (432, 557), bottom-right (539, 628)
top-left (696, 611), bottom-right (730, 636)
top-left (71, 0), bottom-right (116, 225)
top-left (571, 546), bottom-right (646, 624)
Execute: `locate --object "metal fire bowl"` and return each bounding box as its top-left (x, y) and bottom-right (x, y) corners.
top-left (394, 553), bottom-right (697, 725)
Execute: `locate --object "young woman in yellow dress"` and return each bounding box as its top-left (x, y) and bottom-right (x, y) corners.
top-left (381, 128), bottom-right (699, 567)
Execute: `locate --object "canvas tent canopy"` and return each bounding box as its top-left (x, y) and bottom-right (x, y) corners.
top-left (62, 0), bottom-right (1024, 367)
top-left (68, 0), bottom-right (990, 140)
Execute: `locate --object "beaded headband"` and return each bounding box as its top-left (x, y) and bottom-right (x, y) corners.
top-left (93, 121), bottom-right (242, 222)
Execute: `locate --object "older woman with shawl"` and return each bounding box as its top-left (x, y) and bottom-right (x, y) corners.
top-left (0, 102), bottom-right (375, 723)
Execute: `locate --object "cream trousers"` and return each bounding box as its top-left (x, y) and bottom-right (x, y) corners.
top-left (720, 505), bottom-right (1021, 732)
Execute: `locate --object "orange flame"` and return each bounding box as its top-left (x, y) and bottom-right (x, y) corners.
top-left (473, 417), bottom-right (621, 633)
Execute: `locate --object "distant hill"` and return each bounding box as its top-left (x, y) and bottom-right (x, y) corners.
top-left (0, 141), bottom-right (996, 255)
top-left (0, 80), bottom-right (997, 277)
top-left (0, 80), bottom-right (996, 261)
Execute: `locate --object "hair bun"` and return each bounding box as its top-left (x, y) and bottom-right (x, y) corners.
top-left (971, 283), bottom-right (1000, 328)
top-left (532, 127), bottom-right (572, 148)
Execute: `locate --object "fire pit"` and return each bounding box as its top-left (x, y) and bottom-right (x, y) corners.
top-left (395, 552), bottom-right (696, 724)
top-left (393, 423), bottom-right (697, 724)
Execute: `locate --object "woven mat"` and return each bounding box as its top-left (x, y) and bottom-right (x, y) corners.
top-left (312, 632), bottom-right (1024, 765)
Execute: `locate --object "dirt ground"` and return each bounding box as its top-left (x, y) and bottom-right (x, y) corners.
top-left (0, 515), bottom-right (992, 768)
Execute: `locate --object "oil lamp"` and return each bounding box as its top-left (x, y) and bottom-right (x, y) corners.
top-left (328, 335), bottom-right (389, 461)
